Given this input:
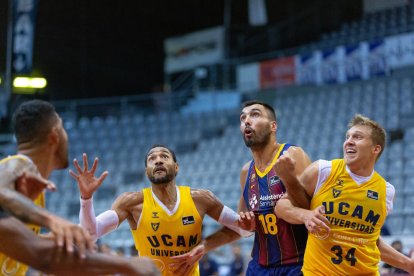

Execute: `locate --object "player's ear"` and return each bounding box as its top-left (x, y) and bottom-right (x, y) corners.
top-left (48, 126), bottom-right (59, 146)
top-left (175, 163), bottom-right (179, 176)
top-left (271, 121), bottom-right (277, 132)
top-left (372, 144), bottom-right (382, 156)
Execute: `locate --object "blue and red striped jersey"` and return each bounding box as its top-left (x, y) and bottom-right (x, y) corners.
top-left (243, 143), bottom-right (308, 267)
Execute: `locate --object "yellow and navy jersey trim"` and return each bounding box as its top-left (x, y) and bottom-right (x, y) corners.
top-left (254, 143), bottom-right (286, 178)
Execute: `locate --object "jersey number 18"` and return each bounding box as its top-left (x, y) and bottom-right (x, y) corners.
top-left (258, 214), bottom-right (278, 235)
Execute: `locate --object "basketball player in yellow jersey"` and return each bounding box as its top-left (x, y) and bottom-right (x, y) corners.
top-left (0, 100), bottom-right (98, 275)
top-left (274, 114), bottom-right (414, 275)
top-left (0, 100), bottom-right (159, 275)
top-left (0, 155), bottom-right (46, 275)
top-left (73, 145), bottom-right (253, 276)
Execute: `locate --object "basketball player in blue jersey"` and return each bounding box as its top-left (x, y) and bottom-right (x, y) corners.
top-left (169, 100), bottom-right (330, 275)
top-left (238, 100), bottom-right (331, 275)
top-left (0, 100), bottom-right (159, 275)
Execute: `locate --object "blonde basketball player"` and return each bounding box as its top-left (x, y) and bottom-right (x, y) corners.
top-left (274, 114), bottom-right (414, 275)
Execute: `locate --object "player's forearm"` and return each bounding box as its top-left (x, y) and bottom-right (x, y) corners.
top-left (35, 242), bottom-right (143, 275)
top-left (0, 210), bottom-right (144, 275)
top-left (274, 198), bottom-right (309, 224)
top-left (378, 237), bottom-right (411, 272)
top-left (218, 205), bottom-right (253, 237)
top-left (45, 251), bottom-right (138, 275)
top-left (203, 227), bottom-right (241, 253)
top-left (36, 242), bottom-right (147, 275)
top-left (79, 197), bottom-right (99, 239)
top-left (280, 175), bottom-right (310, 209)
top-left (80, 197), bottom-right (118, 240)
top-left (0, 188), bottom-right (52, 227)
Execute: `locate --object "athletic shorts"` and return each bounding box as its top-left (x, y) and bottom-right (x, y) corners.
top-left (246, 259), bottom-right (303, 276)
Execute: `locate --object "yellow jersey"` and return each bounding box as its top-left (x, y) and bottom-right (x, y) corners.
top-left (0, 155), bottom-right (45, 276)
top-left (131, 186), bottom-right (202, 276)
top-left (303, 159), bottom-right (387, 276)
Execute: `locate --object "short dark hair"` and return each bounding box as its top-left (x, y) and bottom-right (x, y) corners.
top-left (145, 144), bottom-right (177, 167)
top-left (242, 100), bottom-right (277, 121)
top-left (12, 100), bottom-right (58, 145)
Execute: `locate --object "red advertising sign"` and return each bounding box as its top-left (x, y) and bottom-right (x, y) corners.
top-left (259, 56), bottom-right (296, 89)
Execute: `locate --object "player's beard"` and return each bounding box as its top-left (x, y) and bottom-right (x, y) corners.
top-left (243, 126), bottom-right (272, 149)
top-left (148, 171), bottom-right (175, 185)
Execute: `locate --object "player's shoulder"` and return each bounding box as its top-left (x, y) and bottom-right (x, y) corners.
top-left (239, 160), bottom-right (252, 189)
top-left (284, 144), bottom-right (306, 154)
top-left (241, 160), bottom-right (252, 173)
top-left (285, 145), bottom-right (311, 161)
top-left (1, 154), bottom-right (31, 166)
top-left (117, 191), bottom-right (143, 205)
top-left (190, 188), bottom-right (221, 207)
top-left (0, 154), bottom-right (38, 173)
top-left (190, 188), bottom-right (214, 198)
top-left (190, 188), bottom-right (218, 202)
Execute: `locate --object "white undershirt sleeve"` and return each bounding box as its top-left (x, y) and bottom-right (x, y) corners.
top-left (314, 160), bottom-right (332, 196)
top-left (79, 197), bottom-right (119, 241)
top-left (218, 205), bottom-right (253, 237)
top-left (385, 182), bottom-right (395, 214)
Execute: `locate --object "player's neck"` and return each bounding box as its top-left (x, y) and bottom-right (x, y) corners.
top-left (151, 182), bottom-right (177, 208)
top-left (17, 144), bottom-right (54, 178)
top-left (346, 161), bottom-right (375, 177)
top-left (252, 142), bottom-right (280, 171)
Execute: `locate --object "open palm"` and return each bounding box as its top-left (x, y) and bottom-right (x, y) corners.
top-left (69, 153), bottom-right (108, 199)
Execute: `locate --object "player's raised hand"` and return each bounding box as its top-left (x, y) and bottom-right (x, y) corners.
top-left (238, 211), bottom-right (256, 231)
top-left (274, 151), bottom-right (296, 183)
top-left (46, 214), bottom-right (95, 259)
top-left (15, 171), bottom-right (56, 200)
top-left (169, 244), bottom-right (205, 275)
top-left (69, 153), bottom-right (108, 199)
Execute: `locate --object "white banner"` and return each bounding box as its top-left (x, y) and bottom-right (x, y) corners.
top-left (385, 32), bottom-right (414, 69)
top-left (164, 27), bottom-right (224, 74)
top-left (12, 0), bottom-right (38, 74)
top-left (368, 40), bottom-right (388, 76)
top-left (295, 51), bottom-right (322, 85)
top-left (321, 47), bottom-right (346, 84)
top-left (237, 63), bottom-right (260, 92)
top-left (345, 42), bottom-right (369, 81)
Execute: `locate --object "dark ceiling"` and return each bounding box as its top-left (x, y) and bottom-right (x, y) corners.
top-left (0, 0), bottom-right (362, 100)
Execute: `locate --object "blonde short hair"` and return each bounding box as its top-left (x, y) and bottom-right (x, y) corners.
top-left (348, 114), bottom-right (386, 160)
